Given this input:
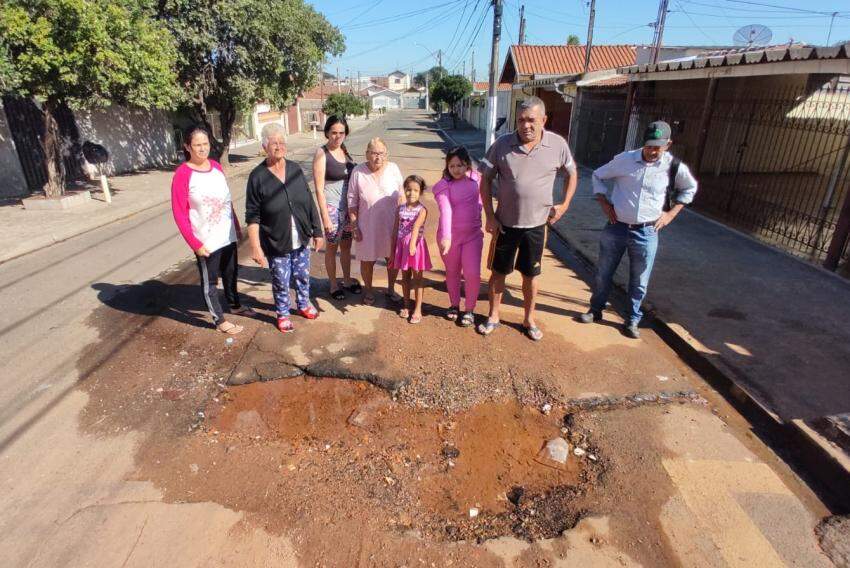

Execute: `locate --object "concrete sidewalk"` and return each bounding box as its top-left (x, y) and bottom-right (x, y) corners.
top-left (0, 115), bottom-right (381, 264)
top-left (432, 114), bottom-right (850, 504)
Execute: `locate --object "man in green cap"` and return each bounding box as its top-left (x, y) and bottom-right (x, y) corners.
top-left (579, 120), bottom-right (698, 338)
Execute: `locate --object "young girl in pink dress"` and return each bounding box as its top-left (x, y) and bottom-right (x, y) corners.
top-left (432, 146), bottom-right (484, 328)
top-left (391, 175), bottom-right (432, 323)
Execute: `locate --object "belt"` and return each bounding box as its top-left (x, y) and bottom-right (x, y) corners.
top-left (617, 220), bottom-right (657, 229)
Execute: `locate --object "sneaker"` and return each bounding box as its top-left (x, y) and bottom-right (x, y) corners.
top-left (277, 316), bottom-right (295, 333)
top-left (297, 305), bottom-right (319, 320)
top-left (623, 323), bottom-right (640, 339)
top-left (459, 312), bottom-right (475, 327)
top-left (578, 311), bottom-right (602, 324)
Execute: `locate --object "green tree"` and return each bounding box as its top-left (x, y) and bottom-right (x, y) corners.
top-left (567, 34), bottom-right (581, 45)
top-left (322, 92), bottom-right (365, 119)
top-left (0, 0), bottom-right (179, 197)
top-left (159, 0), bottom-right (344, 165)
top-left (413, 66), bottom-right (448, 88)
top-left (430, 75), bottom-right (472, 128)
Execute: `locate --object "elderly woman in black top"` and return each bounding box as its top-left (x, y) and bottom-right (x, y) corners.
top-left (246, 123), bottom-right (324, 333)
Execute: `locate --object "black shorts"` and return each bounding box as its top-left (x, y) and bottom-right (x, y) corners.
top-left (489, 224), bottom-right (546, 277)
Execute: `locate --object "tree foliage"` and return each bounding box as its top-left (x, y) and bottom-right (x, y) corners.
top-left (322, 92), bottom-right (365, 119)
top-left (413, 66), bottom-right (448, 88)
top-left (0, 0), bottom-right (180, 196)
top-left (431, 74), bottom-right (472, 128)
top-left (159, 0), bottom-right (344, 164)
top-left (567, 34), bottom-right (581, 45)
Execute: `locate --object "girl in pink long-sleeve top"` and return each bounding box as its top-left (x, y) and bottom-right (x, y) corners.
top-left (171, 125), bottom-right (253, 335)
top-left (433, 146), bottom-right (484, 328)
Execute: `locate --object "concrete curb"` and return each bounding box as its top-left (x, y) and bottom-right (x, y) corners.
top-left (0, 116), bottom-right (382, 266)
top-left (548, 225), bottom-right (850, 512)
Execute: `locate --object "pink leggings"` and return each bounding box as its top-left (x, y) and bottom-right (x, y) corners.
top-left (441, 231), bottom-right (484, 312)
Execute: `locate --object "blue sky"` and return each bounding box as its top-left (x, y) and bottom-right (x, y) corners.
top-left (313, 0), bottom-right (850, 79)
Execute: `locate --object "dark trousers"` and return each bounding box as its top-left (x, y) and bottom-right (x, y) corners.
top-left (195, 242), bottom-right (241, 325)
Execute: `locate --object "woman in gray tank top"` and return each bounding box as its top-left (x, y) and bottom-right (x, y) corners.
top-left (313, 115), bottom-right (359, 300)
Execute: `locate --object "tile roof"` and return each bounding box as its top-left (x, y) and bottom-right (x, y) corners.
top-left (581, 75), bottom-right (629, 88)
top-left (510, 45), bottom-right (637, 76)
top-left (621, 42), bottom-right (850, 74)
top-left (472, 82), bottom-right (512, 91)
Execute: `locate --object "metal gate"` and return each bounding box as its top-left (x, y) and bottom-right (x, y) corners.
top-left (573, 96), bottom-right (626, 168)
top-left (626, 83), bottom-right (850, 270)
top-left (2, 96), bottom-right (85, 194)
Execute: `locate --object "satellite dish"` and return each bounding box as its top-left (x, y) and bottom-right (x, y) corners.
top-left (733, 24), bottom-right (773, 48)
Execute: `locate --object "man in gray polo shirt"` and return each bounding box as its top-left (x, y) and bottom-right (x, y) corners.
top-left (478, 96), bottom-right (578, 341)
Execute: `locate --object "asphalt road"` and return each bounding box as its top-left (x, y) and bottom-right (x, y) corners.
top-left (0, 110), bottom-right (835, 567)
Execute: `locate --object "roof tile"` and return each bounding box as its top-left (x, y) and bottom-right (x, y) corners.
top-left (510, 44), bottom-right (637, 76)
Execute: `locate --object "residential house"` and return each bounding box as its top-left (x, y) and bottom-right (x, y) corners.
top-left (617, 42), bottom-right (850, 272)
top-left (499, 44), bottom-right (638, 141)
top-left (460, 82), bottom-right (512, 133)
top-left (387, 70), bottom-right (411, 92)
top-left (369, 88), bottom-right (402, 111)
top-left (402, 87), bottom-right (426, 109)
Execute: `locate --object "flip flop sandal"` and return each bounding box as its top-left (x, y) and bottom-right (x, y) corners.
top-left (446, 307), bottom-right (459, 321)
top-left (296, 305), bottom-right (319, 320)
top-left (217, 321), bottom-right (243, 335)
top-left (330, 289), bottom-right (346, 301)
top-left (346, 281), bottom-right (363, 294)
top-left (386, 291), bottom-right (403, 303)
top-left (524, 326), bottom-right (543, 341)
top-left (363, 294), bottom-right (376, 306)
top-left (399, 308), bottom-right (409, 319)
top-left (477, 321), bottom-right (501, 336)
top-left (409, 314), bottom-right (422, 324)
top-left (460, 312), bottom-right (475, 327)
top-left (230, 306), bottom-right (256, 316)
top-left (276, 316), bottom-right (295, 333)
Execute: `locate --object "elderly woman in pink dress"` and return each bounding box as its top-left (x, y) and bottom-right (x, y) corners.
top-left (348, 137), bottom-right (403, 305)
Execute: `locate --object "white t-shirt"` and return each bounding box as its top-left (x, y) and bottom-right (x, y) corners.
top-left (187, 166), bottom-right (237, 253)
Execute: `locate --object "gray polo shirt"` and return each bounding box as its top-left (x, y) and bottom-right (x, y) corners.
top-left (483, 130), bottom-right (576, 228)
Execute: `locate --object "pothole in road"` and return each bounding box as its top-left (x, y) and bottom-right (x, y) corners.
top-left (204, 376), bottom-right (603, 543)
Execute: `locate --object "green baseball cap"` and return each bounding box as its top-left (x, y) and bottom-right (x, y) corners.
top-left (643, 121), bottom-right (671, 147)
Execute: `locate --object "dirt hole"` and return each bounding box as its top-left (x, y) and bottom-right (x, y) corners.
top-left (205, 376), bottom-right (602, 542)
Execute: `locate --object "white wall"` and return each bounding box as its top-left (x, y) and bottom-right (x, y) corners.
top-left (75, 106), bottom-right (176, 175)
top-left (0, 104), bottom-right (29, 198)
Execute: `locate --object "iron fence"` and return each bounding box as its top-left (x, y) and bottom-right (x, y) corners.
top-left (625, 84), bottom-right (850, 269)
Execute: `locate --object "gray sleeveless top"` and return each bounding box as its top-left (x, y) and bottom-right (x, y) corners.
top-left (322, 146), bottom-right (354, 212)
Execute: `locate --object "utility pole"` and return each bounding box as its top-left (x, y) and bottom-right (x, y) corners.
top-left (336, 65), bottom-right (341, 92)
top-left (652, 0), bottom-right (669, 65)
top-left (518, 4), bottom-right (526, 45)
top-left (471, 50), bottom-right (476, 83)
top-left (485, 0), bottom-right (502, 149)
top-left (583, 0), bottom-right (596, 73)
top-left (437, 49), bottom-right (442, 71)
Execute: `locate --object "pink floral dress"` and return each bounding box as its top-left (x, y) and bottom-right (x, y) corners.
top-left (392, 203), bottom-right (432, 271)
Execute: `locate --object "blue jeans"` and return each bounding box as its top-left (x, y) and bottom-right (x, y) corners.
top-left (589, 222), bottom-right (658, 325)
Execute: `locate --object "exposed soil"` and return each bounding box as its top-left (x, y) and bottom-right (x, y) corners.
top-left (207, 378), bottom-right (598, 542)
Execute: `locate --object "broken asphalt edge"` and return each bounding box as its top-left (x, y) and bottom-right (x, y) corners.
top-left (548, 226), bottom-right (850, 514)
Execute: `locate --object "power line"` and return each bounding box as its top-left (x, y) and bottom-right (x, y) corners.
top-left (341, 0), bottom-right (466, 31)
top-left (444, 0), bottom-right (473, 61)
top-left (340, 0), bottom-right (387, 28)
top-left (342, 8), bottom-right (457, 60)
top-left (446, 0), bottom-right (490, 70)
top-left (451, 2), bottom-right (491, 72)
top-left (682, 0), bottom-right (850, 18)
top-left (673, 0), bottom-right (718, 43)
top-left (444, 0), bottom-right (487, 64)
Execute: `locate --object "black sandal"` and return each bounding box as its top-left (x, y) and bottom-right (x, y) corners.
top-left (330, 288), bottom-right (346, 301)
top-left (346, 280), bottom-right (362, 294)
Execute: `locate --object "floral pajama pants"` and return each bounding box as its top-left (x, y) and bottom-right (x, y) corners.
top-left (269, 246), bottom-right (311, 317)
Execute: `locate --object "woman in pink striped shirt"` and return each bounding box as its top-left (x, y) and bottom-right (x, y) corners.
top-left (170, 126), bottom-right (253, 334)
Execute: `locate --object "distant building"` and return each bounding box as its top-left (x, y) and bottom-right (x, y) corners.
top-left (402, 87), bottom-right (426, 109)
top-left (387, 70), bottom-right (411, 92)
